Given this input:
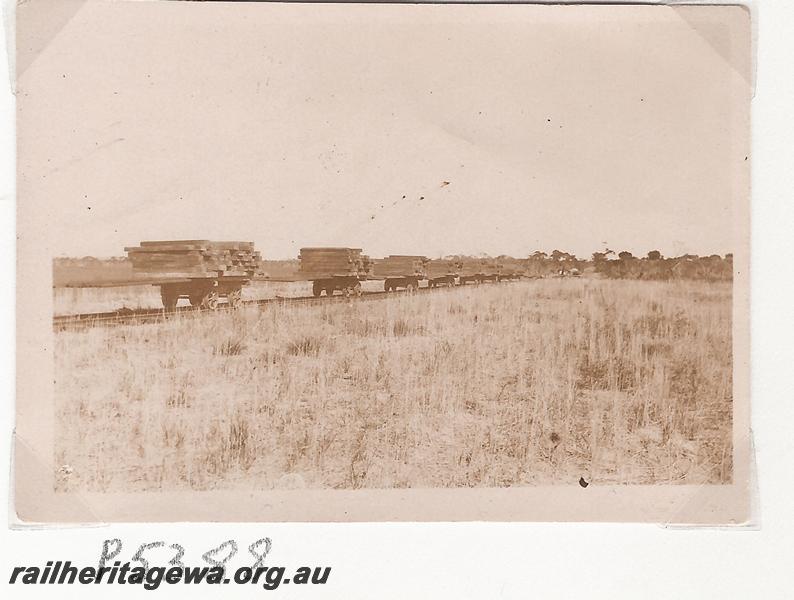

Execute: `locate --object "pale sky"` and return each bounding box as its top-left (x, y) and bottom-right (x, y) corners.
top-left (17, 2), bottom-right (749, 260)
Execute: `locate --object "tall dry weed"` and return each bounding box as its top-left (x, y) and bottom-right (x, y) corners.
top-left (54, 279), bottom-right (733, 491)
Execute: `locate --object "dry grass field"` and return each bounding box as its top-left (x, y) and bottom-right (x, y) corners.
top-left (54, 278), bottom-right (732, 491)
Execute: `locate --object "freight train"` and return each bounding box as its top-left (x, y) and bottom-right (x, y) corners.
top-left (125, 241), bottom-right (526, 310)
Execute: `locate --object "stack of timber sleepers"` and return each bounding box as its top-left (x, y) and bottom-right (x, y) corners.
top-left (298, 248), bottom-right (373, 279)
top-left (373, 255), bottom-right (428, 278)
top-left (125, 240), bottom-right (263, 279)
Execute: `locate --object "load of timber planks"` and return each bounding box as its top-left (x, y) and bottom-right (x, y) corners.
top-left (298, 247), bottom-right (373, 279)
top-left (125, 240), bottom-right (263, 279)
top-left (373, 255), bottom-right (428, 278)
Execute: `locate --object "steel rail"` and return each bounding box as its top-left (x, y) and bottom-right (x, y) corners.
top-left (52, 280), bottom-right (512, 332)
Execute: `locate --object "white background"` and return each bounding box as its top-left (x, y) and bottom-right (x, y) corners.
top-left (1, 1), bottom-right (792, 598)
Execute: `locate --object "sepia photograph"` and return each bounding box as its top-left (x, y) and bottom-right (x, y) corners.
top-left (15, 0), bottom-right (751, 523)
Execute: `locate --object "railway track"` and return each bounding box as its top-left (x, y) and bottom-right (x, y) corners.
top-left (53, 281), bottom-right (509, 331)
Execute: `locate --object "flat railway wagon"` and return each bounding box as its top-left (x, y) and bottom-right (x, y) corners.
top-left (299, 248), bottom-right (373, 297)
top-left (425, 259), bottom-right (462, 288)
top-left (456, 258), bottom-right (479, 285)
top-left (373, 255), bottom-right (428, 291)
top-left (497, 271), bottom-right (522, 281)
top-left (457, 258), bottom-right (501, 284)
top-left (125, 240), bottom-right (263, 311)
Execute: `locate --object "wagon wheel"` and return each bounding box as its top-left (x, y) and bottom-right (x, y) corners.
top-left (312, 281), bottom-right (322, 297)
top-left (201, 290), bottom-right (219, 310)
top-left (227, 288), bottom-right (243, 308)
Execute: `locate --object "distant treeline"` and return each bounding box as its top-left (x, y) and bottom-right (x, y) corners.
top-left (516, 250), bottom-right (733, 281)
top-left (53, 250), bottom-right (733, 287)
top-left (53, 256), bottom-right (134, 286)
